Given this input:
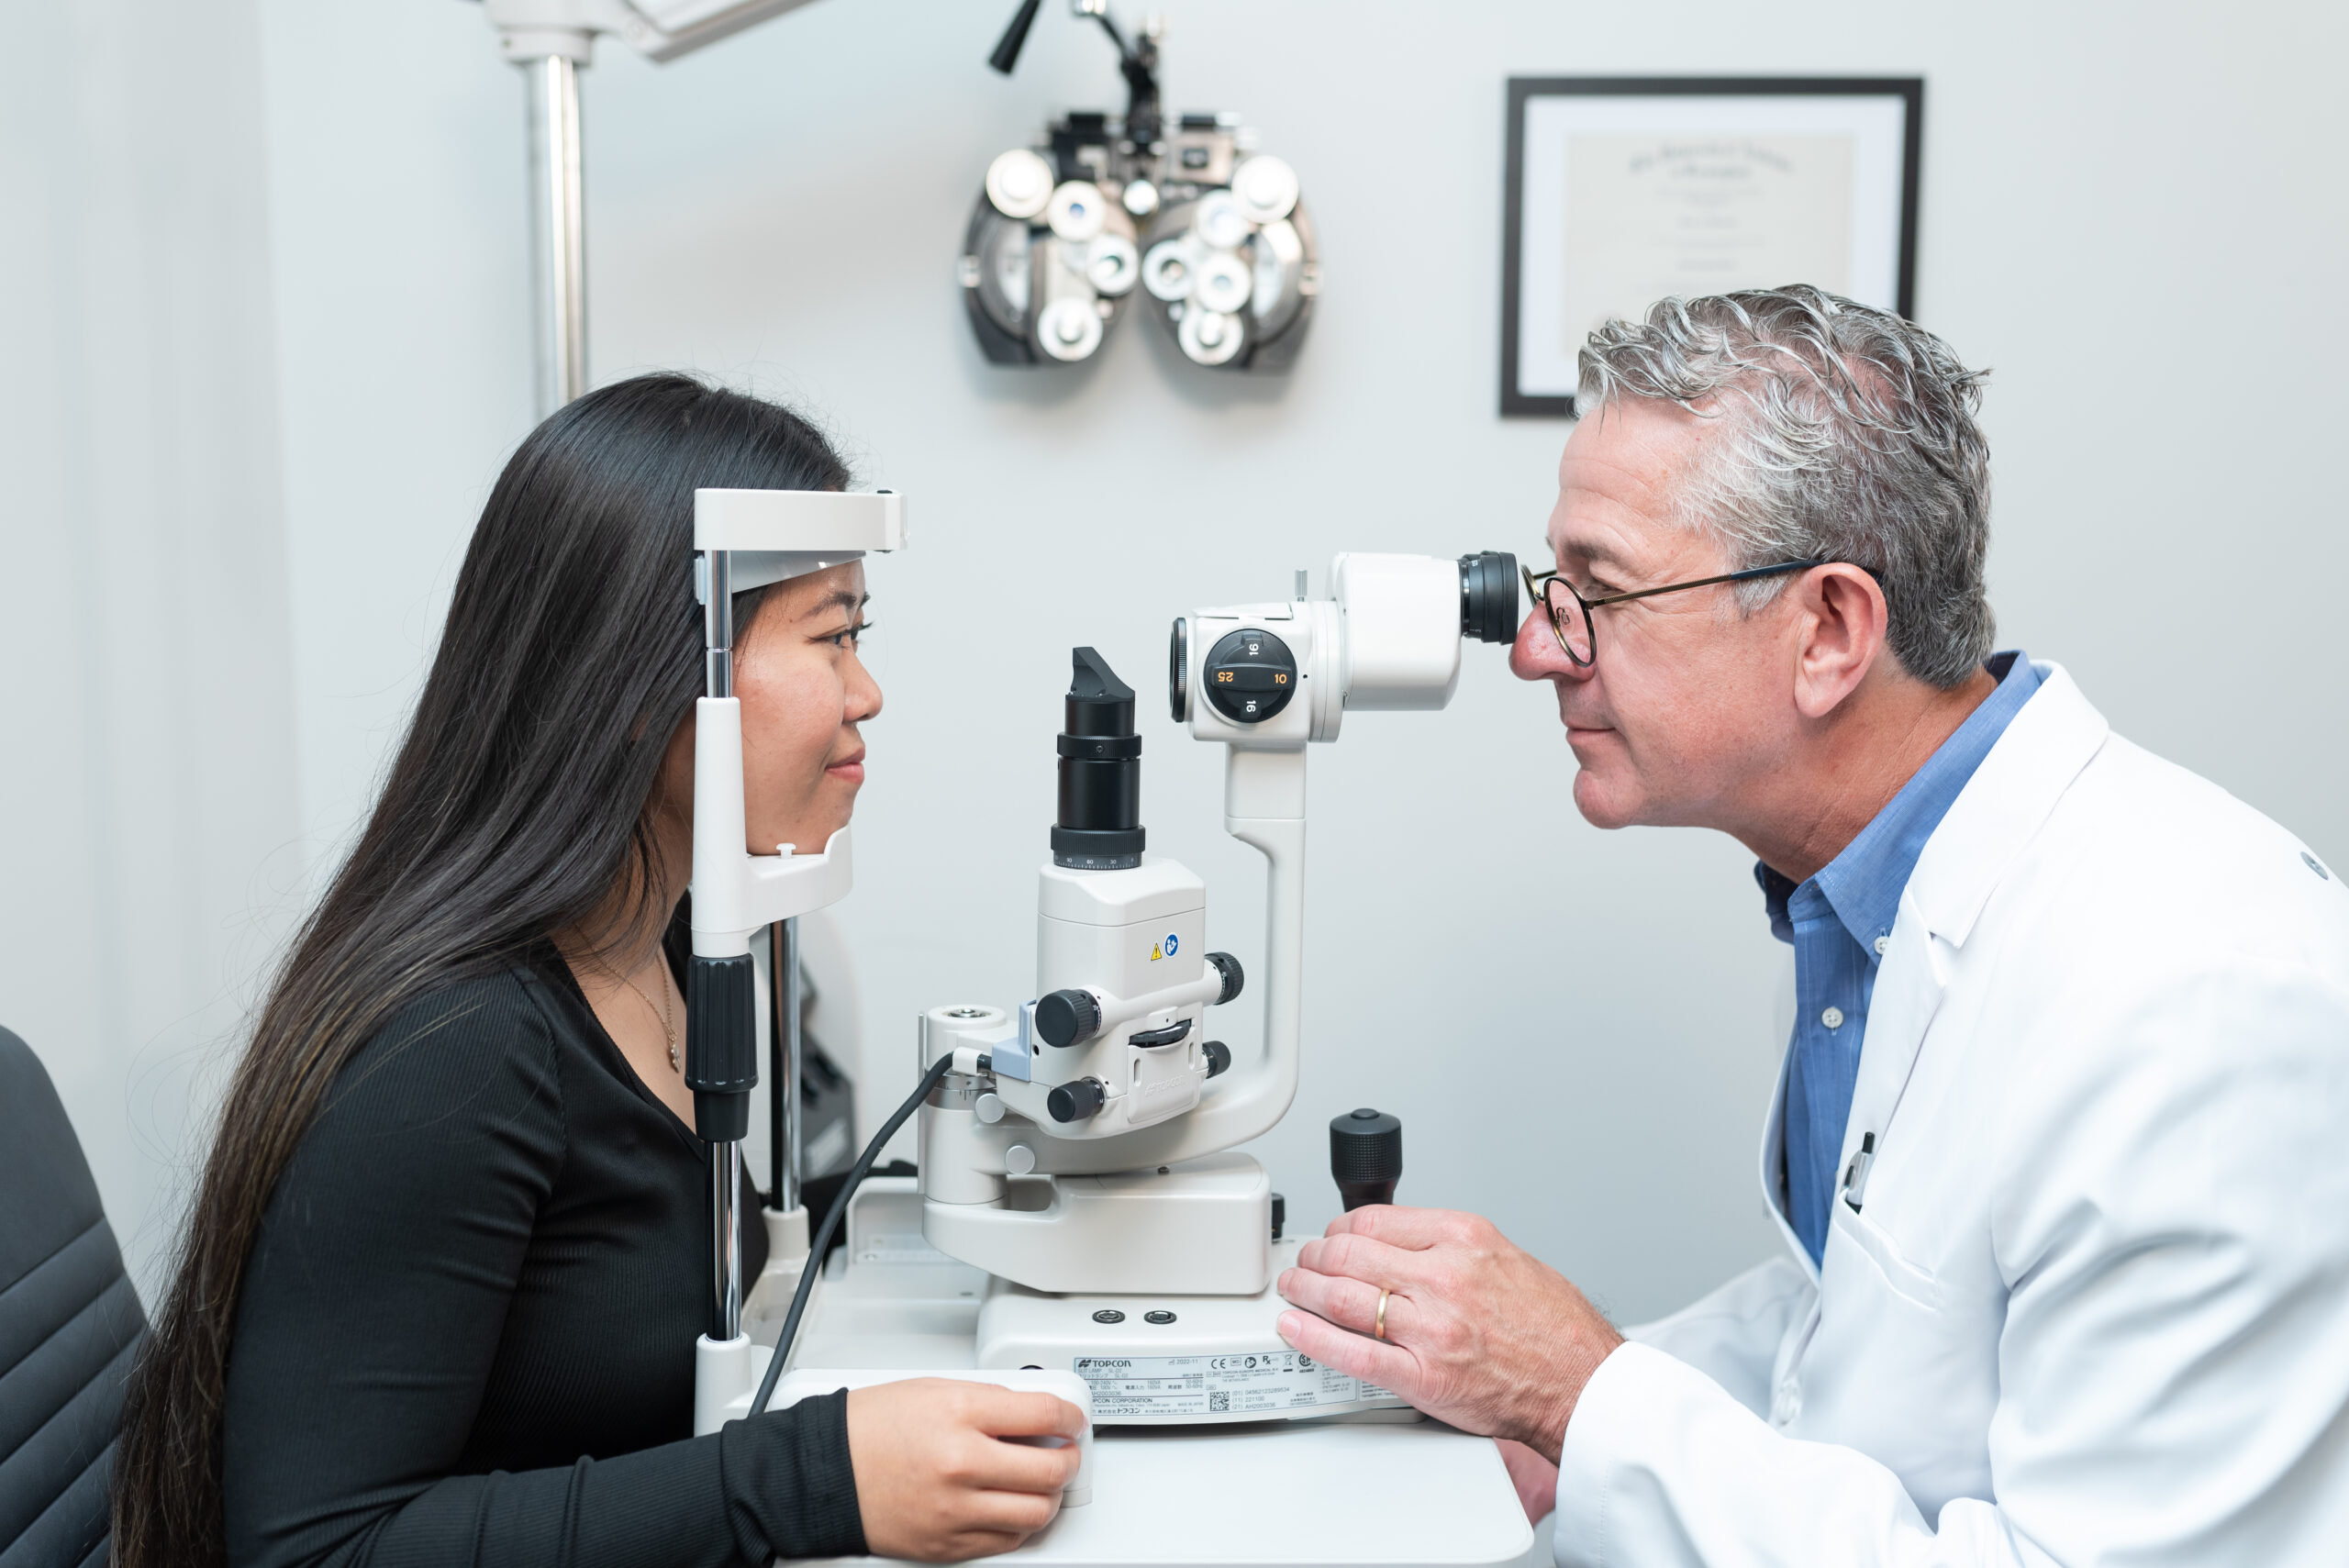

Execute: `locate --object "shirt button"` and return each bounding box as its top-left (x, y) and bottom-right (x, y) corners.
top-left (1873, 935), bottom-right (1890, 956)
top-left (1821, 1006), bottom-right (1845, 1029)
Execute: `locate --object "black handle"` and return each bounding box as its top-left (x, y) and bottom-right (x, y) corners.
top-left (1330, 1107), bottom-right (1402, 1211)
top-left (686, 954), bottom-right (758, 1141)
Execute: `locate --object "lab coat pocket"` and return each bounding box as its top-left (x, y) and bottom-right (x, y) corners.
top-left (1815, 1197), bottom-right (2002, 1518)
top-left (1829, 1200), bottom-right (1945, 1315)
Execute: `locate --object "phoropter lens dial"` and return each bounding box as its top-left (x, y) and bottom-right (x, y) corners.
top-left (1203, 628), bottom-right (1298, 723)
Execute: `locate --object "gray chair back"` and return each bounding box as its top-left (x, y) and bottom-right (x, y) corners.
top-left (0, 1026), bottom-right (149, 1568)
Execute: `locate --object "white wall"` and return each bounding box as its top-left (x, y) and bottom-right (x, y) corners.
top-left (48, 0), bottom-right (2338, 1326)
top-left (0, 2), bottom-right (300, 1296)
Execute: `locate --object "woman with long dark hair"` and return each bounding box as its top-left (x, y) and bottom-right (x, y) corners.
top-left (112, 374), bottom-right (1082, 1568)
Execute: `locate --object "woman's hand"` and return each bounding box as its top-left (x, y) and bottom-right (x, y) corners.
top-left (846, 1379), bottom-right (1085, 1562)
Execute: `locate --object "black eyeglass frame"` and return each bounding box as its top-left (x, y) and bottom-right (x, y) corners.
top-left (1520, 558), bottom-right (1835, 668)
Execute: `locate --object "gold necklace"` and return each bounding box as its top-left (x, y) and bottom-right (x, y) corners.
top-left (598, 954), bottom-right (679, 1073)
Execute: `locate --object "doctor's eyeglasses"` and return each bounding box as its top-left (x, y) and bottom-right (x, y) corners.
top-left (1520, 559), bottom-right (1829, 668)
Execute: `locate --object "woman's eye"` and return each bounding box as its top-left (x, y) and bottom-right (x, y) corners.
top-left (826, 621), bottom-right (870, 650)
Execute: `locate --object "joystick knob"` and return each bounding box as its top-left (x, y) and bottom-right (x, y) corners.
top-left (1330, 1107), bottom-right (1402, 1211)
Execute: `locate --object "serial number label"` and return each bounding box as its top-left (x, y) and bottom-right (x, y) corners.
top-left (1072, 1351), bottom-right (1400, 1419)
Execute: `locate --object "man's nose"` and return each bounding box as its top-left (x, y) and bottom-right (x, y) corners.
top-left (1509, 607), bottom-right (1591, 683)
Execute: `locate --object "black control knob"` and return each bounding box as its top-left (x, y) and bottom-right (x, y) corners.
top-left (1202, 1039), bottom-right (1231, 1078)
top-left (1458, 551), bottom-right (1520, 644)
top-left (1203, 628), bottom-right (1298, 723)
top-left (1048, 1076), bottom-right (1108, 1124)
top-left (1330, 1107), bottom-right (1402, 1210)
top-left (1205, 951), bottom-right (1243, 1005)
top-left (1034, 989), bottom-right (1101, 1048)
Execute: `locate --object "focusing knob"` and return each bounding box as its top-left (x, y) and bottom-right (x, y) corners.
top-left (1034, 989), bottom-right (1102, 1048)
top-left (1206, 951), bottom-right (1244, 1005)
top-left (1203, 1040), bottom-right (1231, 1078)
top-left (1203, 628), bottom-right (1298, 724)
top-left (1048, 1077), bottom-right (1108, 1123)
top-left (1330, 1106), bottom-right (1403, 1211)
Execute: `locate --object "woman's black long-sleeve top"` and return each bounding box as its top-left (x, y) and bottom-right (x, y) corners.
top-left (221, 943), bottom-right (863, 1567)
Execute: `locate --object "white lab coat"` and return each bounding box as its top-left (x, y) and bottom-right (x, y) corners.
top-left (1551, 664), bottom-right (2349, 1567)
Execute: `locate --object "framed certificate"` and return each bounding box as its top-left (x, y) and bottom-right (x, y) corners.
top-left (1500, 77), bottom-right (1923, 417)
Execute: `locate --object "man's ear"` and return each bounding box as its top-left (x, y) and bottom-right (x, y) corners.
top-left (1789, 564), bottom-right (1888, 719)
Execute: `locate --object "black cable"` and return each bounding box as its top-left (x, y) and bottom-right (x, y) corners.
top-left (749, 1052), bottom-right (958, 1418)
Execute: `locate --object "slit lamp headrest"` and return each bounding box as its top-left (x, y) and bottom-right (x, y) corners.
top-left (692, 487), bottom-right (907, 598)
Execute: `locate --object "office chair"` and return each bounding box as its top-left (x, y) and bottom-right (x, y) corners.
top-left (0, 1026), bottom-right (149, 1567)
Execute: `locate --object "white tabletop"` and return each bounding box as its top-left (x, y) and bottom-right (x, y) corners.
top-left (769, 1185), bottom-right (1537, 1568)
top-left (812, 1416), bottom-right (1533, 1568)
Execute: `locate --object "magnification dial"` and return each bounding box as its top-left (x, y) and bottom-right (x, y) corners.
top-left (1203, 628), bottom-right (1298, 723)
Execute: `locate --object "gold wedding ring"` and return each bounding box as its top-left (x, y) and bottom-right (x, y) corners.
top-left (1375, 1287), bottom-right (1390, 1341)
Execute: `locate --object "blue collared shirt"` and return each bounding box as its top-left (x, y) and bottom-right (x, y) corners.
top-left (1760, 651), bottom-right (2043, 1266)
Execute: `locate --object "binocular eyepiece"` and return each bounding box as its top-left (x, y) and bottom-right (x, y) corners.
top-left (1458, 550), bottom-right (1520, 646)
top-left (1168, 550), bottom-right (1518, 728)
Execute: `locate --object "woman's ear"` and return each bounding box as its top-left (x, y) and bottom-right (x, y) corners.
top-left (1790, 564), bottom-right (1889, 719)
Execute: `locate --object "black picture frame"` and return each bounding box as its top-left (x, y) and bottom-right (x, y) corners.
top-left (1500, 77), bottom-right (1924, 418)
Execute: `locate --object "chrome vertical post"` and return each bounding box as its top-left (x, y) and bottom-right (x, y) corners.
top-left (770, 917), bottom-right (803, 1213)
top-left (701, 546), bottom-right (741, 1341)
top-left (524, 54), bottom-right (586, 416)
top-left (704, 550), bottom-right (733, 698)
top-left (710, 1150), bottom-right (742, 1340)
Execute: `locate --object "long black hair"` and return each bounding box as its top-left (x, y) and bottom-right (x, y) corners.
top-left (113, 373), bottom-right (851, 1568)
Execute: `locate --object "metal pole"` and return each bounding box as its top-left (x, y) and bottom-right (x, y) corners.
top-left (770, 917), bottom-right (804, 1212)
top-left (702, 545), bottom-right (742, 1341)
top-left (524, 54), bottom-right (586, 416)
top-left (709, 1148), bottom-right (741, 1340)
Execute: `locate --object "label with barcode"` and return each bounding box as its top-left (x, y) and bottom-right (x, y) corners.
top-left (1071, 1350), bottom-right (1402, 1421)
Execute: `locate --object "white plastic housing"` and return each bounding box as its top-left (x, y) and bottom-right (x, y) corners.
top-left (1174, 551), bottom-right (1464, 745)
top-left (924, 1153), bottom-right (1272, 1296)
top-left (975, 1237), bottom-right (1411, 1426)
top-left (996, 858), bottom-right (1218, 1139)
top-left (1332, 551), bottom-right (1464, 710)
top-left (1180, 599), bottom-right (1341, 748)
top-left (694, 487), bottom-right (904, 594)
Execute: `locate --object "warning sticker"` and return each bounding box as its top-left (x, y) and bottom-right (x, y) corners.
top-left (1072, 1351), bottom-right (1403, 1421)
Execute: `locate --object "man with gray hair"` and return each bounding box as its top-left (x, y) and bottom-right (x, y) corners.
top-left (1276, 286), bottom-right (2349, 1564)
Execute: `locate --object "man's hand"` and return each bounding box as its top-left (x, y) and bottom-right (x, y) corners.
top-left (1276, 1207), bottom-right (1624, 1464)
top-left (846, 1379), bottom-right (1085, 1562)
top-left (1497, 1439), bottom-right (1562, 1525)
